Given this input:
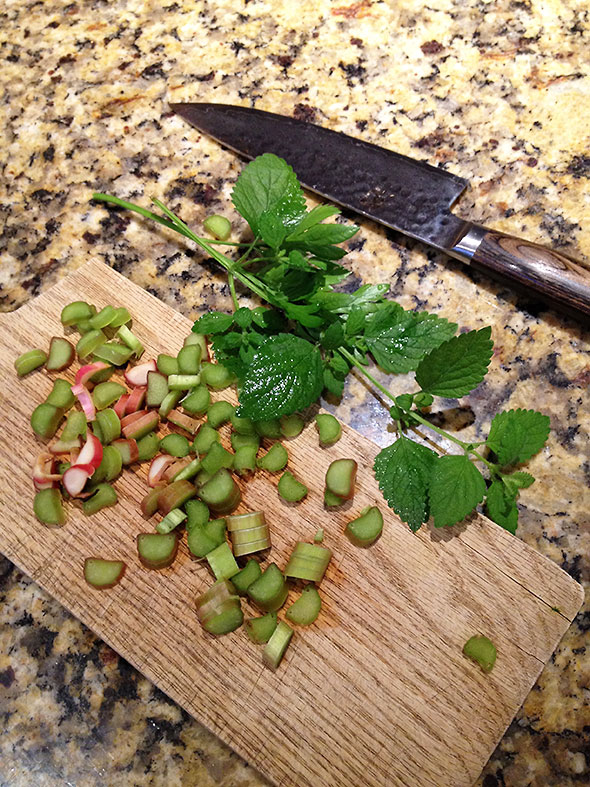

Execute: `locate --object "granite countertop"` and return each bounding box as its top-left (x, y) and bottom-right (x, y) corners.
top-left (1, 1), bottom-right (589, 785)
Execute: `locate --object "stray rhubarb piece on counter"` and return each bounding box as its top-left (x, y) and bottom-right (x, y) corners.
top-left (278, 471), bottom-right (308, 502)
top-left (204, 214), bottom-right (231, 240)
top-left (84, 558), bottom-right (126, 589)
top-left (60, 300), bottom-right (92, 326)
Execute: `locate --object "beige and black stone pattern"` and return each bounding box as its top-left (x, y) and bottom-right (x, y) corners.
top-left (1, 0), bottom-right (589, 785)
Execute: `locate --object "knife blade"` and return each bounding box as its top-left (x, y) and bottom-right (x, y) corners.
top-left (170, 102), bottom-right (590, 321)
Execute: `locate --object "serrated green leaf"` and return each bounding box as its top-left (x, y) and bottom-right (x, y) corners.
top-left (231, 153), bottom-right (306, 235)
top-left (373, 437), bottom-right (438, 531)
top-left (233, 307), bottom-right (253, 329)
top-left (321, 321), bottom-right (345, 350)
top-left (346, 306), bottom-right (366, 336)
top-left (501, 471), bottom-right (535, 496)
top-left (415, 326), bottom-right (493, 398)
top-left (238, 334), bottom-right (324, 420)
top-left (323, 366), bottom-right (345, 397)
top-left (485, 480), bottom-right (518, 534)
top-left (193, 311), bottom-right (234, 335)
top-left (287, 249), bottom-right (314, 270)
top-left (365, 305), bottom-right (457, 374)
top-left (258, 210), bottom-right (288, 248)
top-left (486, 409), bottom-right (550, 465)
top-left (429, 454), bottom-right (486, 527)
top-left (212, 332), bottom-right (242, 352)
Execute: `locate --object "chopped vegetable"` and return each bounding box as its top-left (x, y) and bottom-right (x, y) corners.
top-left (75, 361), bottom-right (110, 387)
top-left (158, 390), bottom-right (182, 418)
top-left (247, 563), bottom-right (288, 612)
top-left (254, 419), bottom-right (282, 439)
top-left (148, 454), bottom-right (176, 487)
top-left (124, 359), bottom-right (157, 387)
top-left (156, 353), bottom-right (179, 376)
top-left (463, 635), bottom-right (497, 672)
top-left (286, 585), bottom-right (322, 626)
top-left (45, 379), bottom-right (75, 410)
top-left (199, 468), bottom-right (241, 514)
top-left (46, 337), bottom-right (75, 372)
top-left (245, 612), bottom-right (278, 643)
top-left (111, 438), bottom-right (139, 465)
top-left (263, 620), bottom-right (293, 670)
top-left (89, 305), bottom-right (117, 330)
top-left (198, 596), bottom-right (243, 635)
top-left (60, 300), bottom-right (92, 326)
top-left (230, 412), bottom-right (255, 435)
top-left (140, 486), bottom-right (163, 517)
top-left (206, 541), bottom-right (240, 580)
top-left (177, 344), bottom-right (201, 374)
top-left (186, 499), bottom-right (210, 530)
top-left (62, 463), bottom-right (94, 497)
top-left (136, 431), bottom-right (160, 462)
top-left (314, 529), bottom-right (324, 543)
top-left (84, 557), bottom-right (126, 589)
top-left (157, 479), bottom-right (196, 515)
top-left (160, 433), bottom-right (190, 458)
top-left (61, 410), bottom-right (87, 442)
top-left (137, 532), bottom-right (179, 569)
top-left (180, 384), bottom-right (210, 415)
top-left (121, 410), bottom-right (159, 440)
top-left (277, 471), bottom-right (308, 502)
top-left (33, 488), bottom-right (66, 525)
top-left (156, 507), bottom-right (187, 534)
top-left (315, 413), bottom-right (342, 446)
top-left (124, 385), bottom-right (147, 414)
top-left (76, 329), bottom-right (107, 359)
top-left (232, 445), bottom-right (259, 476)
top-left (345, 505), bottom-right (384, 547)
top-left (93, 341), bottom-right (134, 366)
top-left (166, 409), bottom-right (200, 434)
top-left (207, 400), bottom-right (235, 428)
top-left (231, 559), bottom-right (262, 595)
top-left (280, 414), bottom-right (305, 438)
top-left (31, 403), bottom-right (63, 439)
top-left (230, 432), bottom-right (260, 452)
top-left (95, 408), bottom-right (121, 444)
top-left (187, 523), bottom-right (217, 558)
top-left (193, 423), bottom-right (221, 455)
top-left (204, 214), bottom-right (231, 240)
top-left (257, 442), bottom-right (288, 472)
top-left (116, 324), bottom-right (144, 357)
top-left (109, 306), bottom-right (131, 327)
top-left (325, 458), bottom-right (357, 499)
top-left (168, 373), bottom-right (201, 391)
top-left (146, 370), bottom-right (169, 407)
top-left (226, 511), bottom-right (271, 557)
top-left (91, 445), bottom-right (122, 483)
top-left (83, 483), bottom-right (118, 515)
top-left (184, 332), bottom-right (209, 360)
top-left (71, 382), bottom-right (96, 421)
top-left (93, 381), bottom-right (127, 411)
top-left (173, 457), bottom-right (201, 481)
top-left (200, 361), bottom-right (235, 389)
top-left (284, 542), bottom-right (332, 584)
top-left (201, 442), bottom-right (233, 475)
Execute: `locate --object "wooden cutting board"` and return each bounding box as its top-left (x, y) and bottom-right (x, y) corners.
top-left (0, 260), bottom-right (583, 787)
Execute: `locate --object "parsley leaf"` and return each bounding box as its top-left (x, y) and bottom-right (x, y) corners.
top-left (429, 454), bottom-right (486, 527)
top-left (486, 409), bottom-right (550, 465)
top-left (485, 480), bottom-right (519, 534)
top-left (193, 311), bottom-right (234, 334)
top-left (321, 321), bottom-right (345, 350)
top-left (284, 222), bottom-right (359, 259)
top-left (286, 204), bottom-right (341, 235)
top-left (373, 437), bottom-right (438, 531)
top-left (311, 283), bottom-right (389, 315)
top-left (238, 334), bottom-right (324, 419)
top-left (415, 326), bottom-right (493, 398)
top-left (365, 304), bottom-right (457, 374)
top-left (231, 153), bottom-right (306, 236)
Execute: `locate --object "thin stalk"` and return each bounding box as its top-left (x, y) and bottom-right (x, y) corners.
top-left (228, 273), bottom-right (239, 311)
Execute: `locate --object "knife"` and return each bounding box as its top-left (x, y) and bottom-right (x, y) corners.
top-left (170, 102), bottom-right (590, 322)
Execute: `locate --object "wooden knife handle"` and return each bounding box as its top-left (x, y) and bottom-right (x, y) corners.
top-left (454, 225), bottom-right (590, 321)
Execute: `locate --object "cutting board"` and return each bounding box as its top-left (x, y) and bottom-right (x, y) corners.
top-left (0, 260), bottom-right (583, 787)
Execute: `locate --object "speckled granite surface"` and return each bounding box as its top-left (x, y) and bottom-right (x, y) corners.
top-left (1, 1), bottom-right (589, 785)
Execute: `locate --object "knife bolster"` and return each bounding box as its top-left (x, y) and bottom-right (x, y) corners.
top-left (449, 224), bottom-right (487, 262)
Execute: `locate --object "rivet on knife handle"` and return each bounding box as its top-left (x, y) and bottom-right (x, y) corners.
top-left (451, 224), bottom-right (590, 320)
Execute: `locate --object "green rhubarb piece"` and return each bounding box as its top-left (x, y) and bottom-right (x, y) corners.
top-left (33, 488), bottom-right (66, 526)
top-left (45, 379), bottom-right (75, 410)
top-left (245, 612), bottom-right (278, 644)
top-left (205, 518), bottom-right (227, 547)
top-left (324, 488), bottom-right (344, 507)
top-left (231, 559), bottom-right (262, 595)
top-left (61, 300), bottom-right (92, 326)
top-left (185, 499), bottom-right (210, 530)
top-left (116, 324), bottom-right (143, 358)
top-left (168, 374), bottom-right (201, 390)
top-left (284, 542), bottom-right (332, 584)
top-left (31, 403), bottom-right (63, 439)
top-left (136, 431), bottom-right (160, 462)
top-left (201, 441), bottom-right (233, 475)
top-left (177, 344), bottom-right (201, 374)
top-left (157, 479), bottom-right (196, 514)
top-left (230, 412), bottom-right (256, 435)
top-left (158, 390), bottom-right (182, 418)
top-left (146, 371), bottom-right (169, 407)
top-left (315, 413), bottom-right (342, 446)
top-left (156, 508), bottom-right (187, 534)
top-left (207, 400), bottom-right (234, 429)
top-left (200, 361), bottom-right (236, 390)
top-left (108, 307), bottom-right (131, 327)
top-left (345, 505), bottom-right (384, 547)
top-left (136, 532), bottom-right (178, 569)
top-left (263, 620), bottom-right (293, 670)
top-left (173, 457), bottom-right (201, 481)
top-left (254, 419), bottom-right (282, 439)
top-left (15, 349), bottom-right (47, 376)
top-left (257, 442), bottom-right (288, 473)
top-left (88, 360), bottom-right (115, 382)
top-left (230, 432), bottom-right (260, 452)
top-left (95, 408), bottom-right (121, 444)
top-left (83, 483), bottom-right (118, 515)
top-left (202, 599), bottom-right (243, 635)
top-left (89, 305), bottom-right (117, 330)
top-left (93, 381), bottom-right (127, 411)
top-left (140, 486), bottom-right (162, 518)
top-left (325, 458), bottom-right (357, 499)
top-left (181, 384), bottom-right (210, 415)
top-left (46, 337), bottom-right (75, 372)
top-left (199, 468), bottom-right (241, 514)
top-left (92, 341), bottom-right (134, 366)
top-left (61, 410), bottom-right (87, 441)
top-left (76, 329), bottom-right (107, 359)
top-left (206, 541), bottom-right (240, 580)
top-left (156, 353), bottom-right (179, 376)
top-left (280, 414), bottom-right (305, 438)
top-left (277, 471), bottom-right (308, 502)
top-left (286, 585), bottom-right (322, 626)
top-left (160, 433), bottom-right (190, 458)
top-left (111, 439), bottom-right (137, 466)
top-left (314, 528), bottom-right (324, 543)
top-left (233, 445), bottom-right (259, 476)
top-left (204, 214), bottom-right (231, 240)
top-left (463, 635), bottom-right (497, 672)
top-left (186, 516), bottom-right (226, 558)
top-left (84, 558), bottom-right (125, 589)
top-left (193, 423), bottom-right (221, 454)
top-left (195, 469), bottom-right (213, 487)
top-left (91, 445), bottom-right (123, 484)
top-left (247, 563), bottom-right (288, 613)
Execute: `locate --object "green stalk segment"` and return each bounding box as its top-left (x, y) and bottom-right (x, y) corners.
top-left (140, 486), bottom-right (163, 517)
top-left (245, 612), bottom-right (278, 643)
top-left (31, 403), bottom-right (64, 439)
top-left (166, 409), bottom-right (200, 435)
top-left (200, 362), bottom-right (236, 390)
top-left (277, 471), bottom-right (308, 502)
top-left (160, 433), bottom-right (191, 458)
top-left (226, 511), bottom-right (270, 557)
top-left (146, 371), bottom-right (169, 407)
top-left (93, 381), bottom-right (127, 411)
top-left (325, 458), bottom-right (357, 499)
top-left (158, 390), bottom-right (182, 418)
top-left (201, 442), bottom-right (234, 475)
top-left (156, 508), bottom-right (187, 534)
top-left (76, 329), bottom-right (107, 359)
top-left (111, 438), bottom-right (138, 465)
top-left (232, 445), bottom-right (259, 476)
top-left (83, 483), bottom-right (118, 515)
top-left (206, 541), bottom-right (240, 580)
top-left (173, 457), bottom-right (201, 481)
top-left (181, 384), bottom-right (210, 415)
top-left (84, 558), bottom-right (126, 589)
top-left (137, 431), bottom-right (160, 462)
top-left (88, 362), bottom-right (114, 383)
top-left (136, 532), bottom-right (179, 569)
top-left (263, 620), bottom-right (293, 670)
top-left (230, 559), bottom-right (262, 595)
top-left (230, 412), bottom-right (255, 435)
top-left (33, 488), bottom-right (66, 525)
top-left (168, 373), bottom-right (201, 390)
top-left (345, 505), bottom-right (384, 547)
top-left (157, 479), bottom-right (196, 515)
top-left (184, 332), bottom-right (208, 354)
top-left (46, 379), bottom-right (75, 410)
top-left (257, 442), bottom-right (288, 472)
top-left (116, 324), bottom-right (144, 357)
top-left (314, 529), bottom-right (324, 543)
top-left (186, 499), bottom-right (210, 529)
top-left (95, 408), bottom-right (121, 444)
top-left (324, 488), bottom-right (344, 507)
top-left (231, 432), bottom-right (260, 452)
top-left (199, 468), bottom-right (241, 514)
top-left (247, 563), bottom-right (288, 612)
top-left (89, 305), bottom-right (117, 330)
top-left (204, 214), bottom-right (231, 240)
top-left (196, 579), bottom-right (243, 635)
top-left (61, 410), bottom-right (87, 441)
top-left (157, 353), bottom-right (179, 376)
top-left (92, 342), bottom-right (134, 366)
top-left (91, 445), bottom-right (123, 483)
top-left (108, 307), bottom-right (131, 327)
top-left (315, 413), bottom-right (342, 446)
top-left (284, 542), bottom-right (332, 584)
top-left (122, 411), bottom-right (159, 441)
top-left (207, 400), bottom-right (235, 428)
top-left (280, 414), bottom-right (305, 438)
top-left (193, 423), bottom-right (221, 454)
top-left (286, 586), bottom-right (322, 626)
top-left (177, 344), bottom-right (201, 374)
top-left (46, 337), bottom-right (75, 371)
top-left (61, 300), bottom-right (92, 326)
top-left (254, 419), bottom-right (282, 439)
top-left (463, 635), bottom-right (497, 672)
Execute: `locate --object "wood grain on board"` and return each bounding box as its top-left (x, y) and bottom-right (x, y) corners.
top-left (0, 260), bottom-right (583, 787)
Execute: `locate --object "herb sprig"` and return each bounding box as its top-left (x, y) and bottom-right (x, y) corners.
top-left (93, 153), bottom-right (550, 534)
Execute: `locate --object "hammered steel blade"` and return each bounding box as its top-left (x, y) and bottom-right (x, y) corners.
top-left (170, 102), bottom-right (470, 251)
